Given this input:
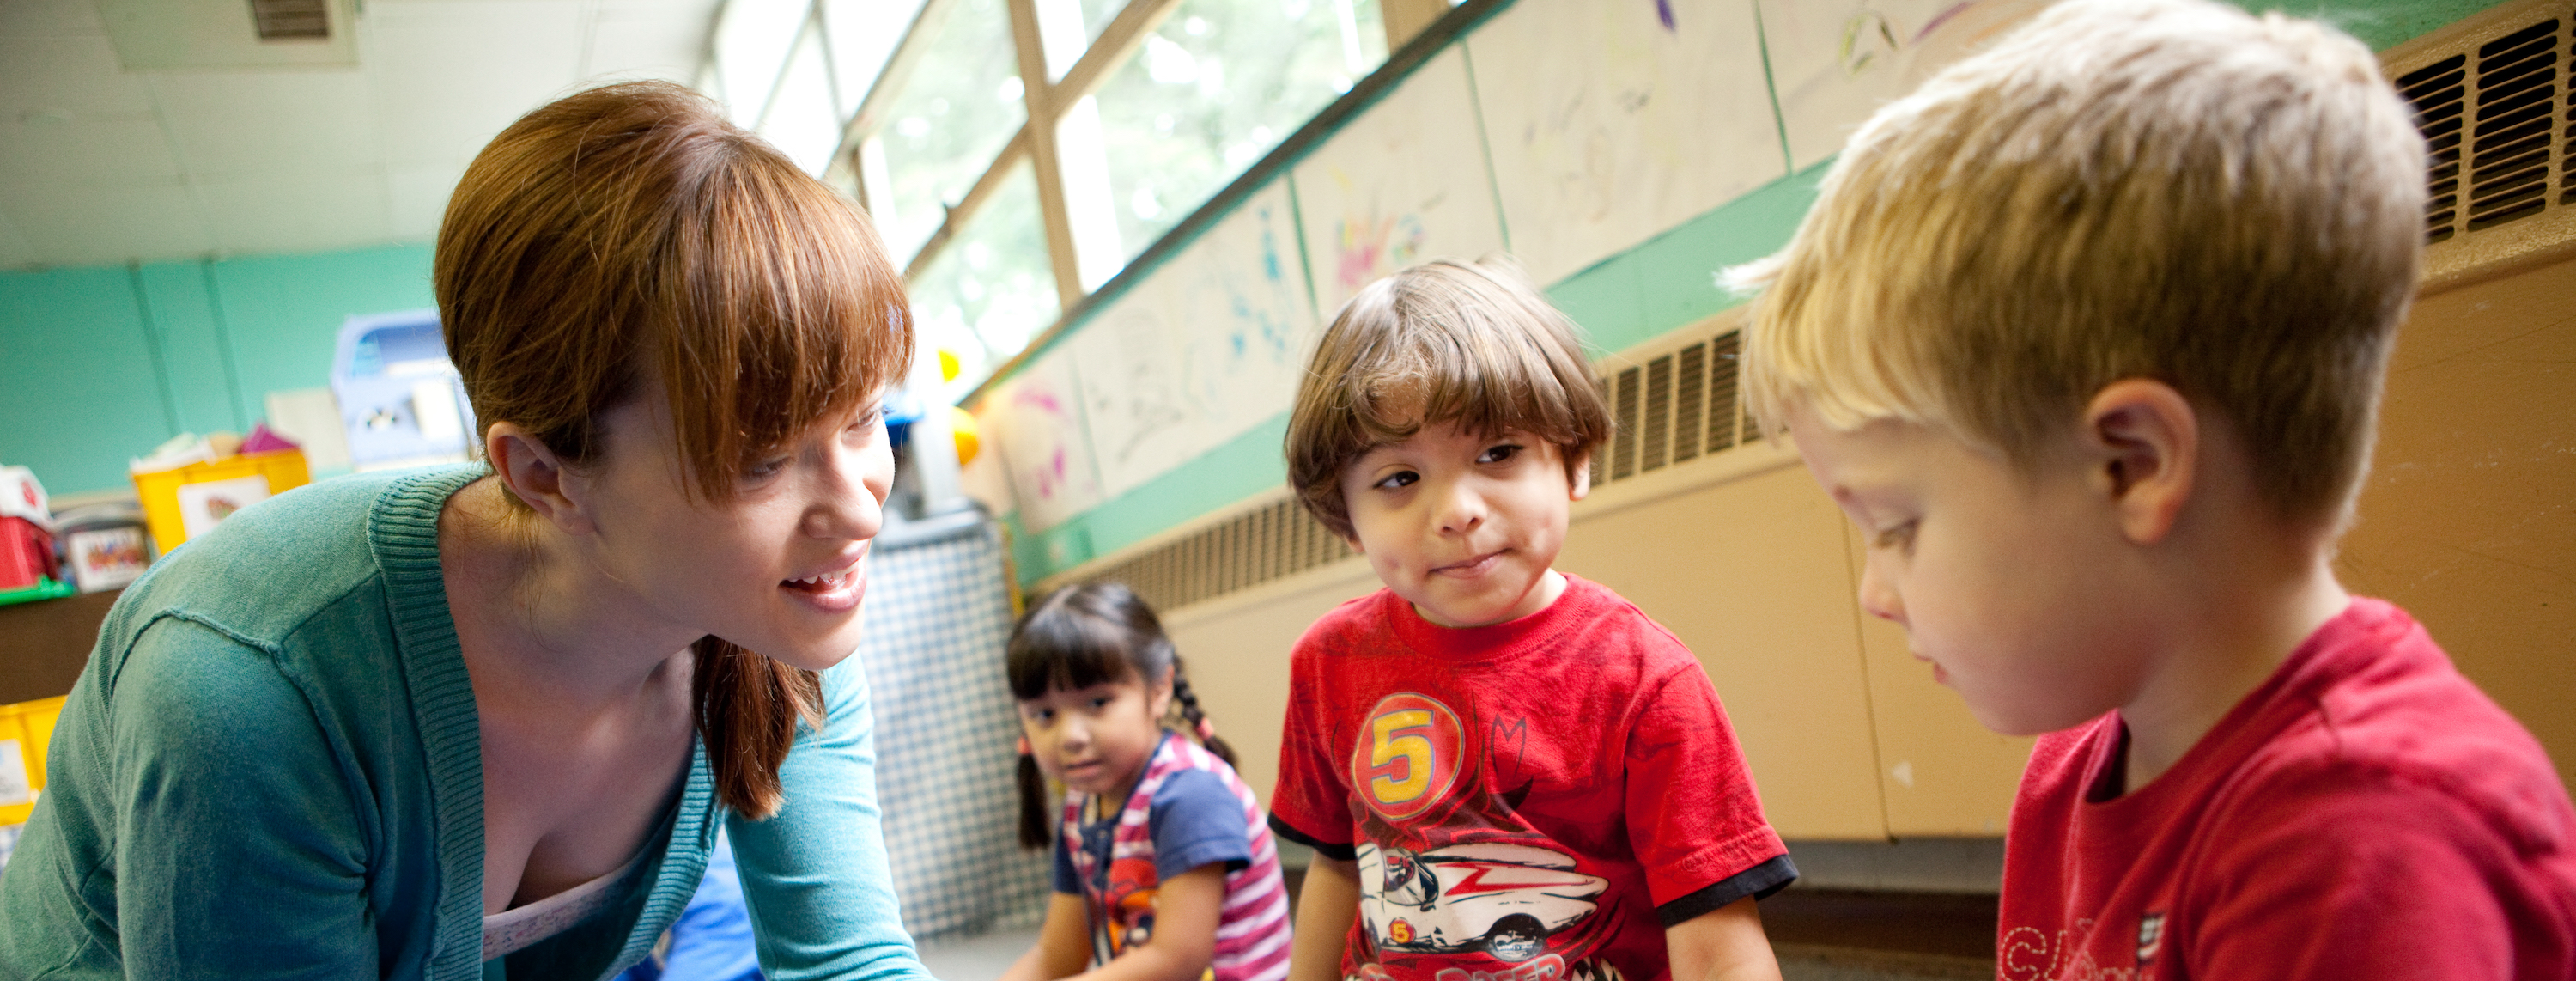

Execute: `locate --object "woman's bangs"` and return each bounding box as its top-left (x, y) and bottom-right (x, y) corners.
top-left (660, 155), bottom-right (914, 501)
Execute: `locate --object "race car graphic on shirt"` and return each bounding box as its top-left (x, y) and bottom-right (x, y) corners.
top-left (1356, 840), bottom-right (1611, 963)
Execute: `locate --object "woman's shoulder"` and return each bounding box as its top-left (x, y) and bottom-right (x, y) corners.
top-left (112, 465), bottom-right (483, 655)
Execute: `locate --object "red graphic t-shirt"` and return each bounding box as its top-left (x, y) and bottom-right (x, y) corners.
top-left (1271, 575), bottom-right (1793, 981)
top-left (2000, 598), bottom-right (2576, 980)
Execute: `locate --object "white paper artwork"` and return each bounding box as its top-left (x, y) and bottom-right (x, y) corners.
top-left (1291, 46), bottom-right (1509, 321)
top-left (1467, 0), bottom-right (1787, 286)
top-left (1076, 180), bottom-right (1321, 499)
top-left (1762, 0), bottom-right (2051, 171)
top-left (987, 351), bottom-right (1103, 533)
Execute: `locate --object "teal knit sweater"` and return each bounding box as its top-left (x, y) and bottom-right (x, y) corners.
top-left (0, 466), bottom-right (933, 981)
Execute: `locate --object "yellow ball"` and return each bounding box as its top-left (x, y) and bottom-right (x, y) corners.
top-left (950, 405), bottom-right (980, 466)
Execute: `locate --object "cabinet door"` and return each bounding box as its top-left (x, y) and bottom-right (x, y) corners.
top-left (1844, 528), bottom-right (2033, 836)
top-left (1163, 562), bottom-right (1384, 808)
top-left (1558, 462), bottom-right (1888, 840)
top-left (2342, 257), bottom-right (2576, 782)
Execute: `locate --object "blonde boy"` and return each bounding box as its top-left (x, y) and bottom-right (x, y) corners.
top-left (1273, 260), bottom-right (1791, 981)
top-left (1737, 0), bottom-right (2576, 976)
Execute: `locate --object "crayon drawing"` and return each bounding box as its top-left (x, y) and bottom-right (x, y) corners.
top-left (989, 352), bottom-right (1103, 532)
top-left (1467, 0), bottom-right (1782, 286)
top-left (1076, 180), bottom-right (1321, 499)
top-left (1761, 0), bottom-right (2050, 170)
top-left (1292, 46), bottom-right (1505, 318)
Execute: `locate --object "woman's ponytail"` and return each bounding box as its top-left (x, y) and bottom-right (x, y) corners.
top-left (693, 637), bottom-right (824, 820)
top-left (1169, 659), bottom-right (1236, 768)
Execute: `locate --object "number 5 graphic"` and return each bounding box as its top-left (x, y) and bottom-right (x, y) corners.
top-left (1370, 710), bottom-right (1436, 804)
top-left (1354, 693), bottom-right (1464, 820)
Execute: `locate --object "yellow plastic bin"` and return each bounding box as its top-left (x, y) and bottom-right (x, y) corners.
top-left (132, 449), bottom-right (311, 551)
top-left (0, 696), bottom-right (66, 826)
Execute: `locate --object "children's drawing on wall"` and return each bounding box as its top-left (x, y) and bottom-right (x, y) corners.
top-left (1334, 206), bottom-right (1431, 296)
top-left (1293, 46), bottom-right (1505, 316)
top-left (989, 353), bottom-right (1103, 533)
top-left (1467, 0), bottom-right (1783, 285)
top-left (1069, 282), bottom-right (1194, 498)
top-left (1073, 181), bottom-right (1323, 500)
top-left (1761, 0), bottom-right (2050, 169)
top-left (1170, 186), bottom-right (1320, 441)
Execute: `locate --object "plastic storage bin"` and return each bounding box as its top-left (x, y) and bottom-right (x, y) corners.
top-left (0, 696), bottom-right (65, 827)
top-left (131, 448), bottom-right (310, 551)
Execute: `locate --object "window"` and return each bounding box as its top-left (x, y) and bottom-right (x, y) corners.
top-left (700, 0), bottom-right (1409, 393)
top-left (1084, 0), bottom-right (1384, 259)
top-left (907, 163), bottom-right (1058, 393)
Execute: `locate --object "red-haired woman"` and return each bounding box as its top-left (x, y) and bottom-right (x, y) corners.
top-left (0, 82), bottom-right (932, 981)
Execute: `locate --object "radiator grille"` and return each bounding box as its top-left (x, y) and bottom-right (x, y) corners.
top-left (1066, 326), bottom-right (1757, 613)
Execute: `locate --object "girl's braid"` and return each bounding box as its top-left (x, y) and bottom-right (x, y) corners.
top-left (1016, 740), bottom-right (1051, 849)
top-left (1169, 658), bottom-right (1237, 767)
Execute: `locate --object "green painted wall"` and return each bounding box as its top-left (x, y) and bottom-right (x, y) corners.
top-left (0, 244), bottom-right (434, 496)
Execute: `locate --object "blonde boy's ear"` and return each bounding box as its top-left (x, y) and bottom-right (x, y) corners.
top-left (2081, 380), bottom-right (2199, 547)
top-left (487, 421), bottom-right (598, 536)
top-left (1568, 450), bottom-right (1593, 501)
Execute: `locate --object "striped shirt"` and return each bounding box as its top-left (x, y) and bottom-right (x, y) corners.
top-left (1062, 734), bottom-right (1293, 981)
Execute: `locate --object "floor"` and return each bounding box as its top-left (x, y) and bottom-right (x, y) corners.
top-left (915, 887), bottom-right (2000, 981)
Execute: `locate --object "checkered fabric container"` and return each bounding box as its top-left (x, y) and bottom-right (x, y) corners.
top-left (854, 513), bottom-right (1050, 941)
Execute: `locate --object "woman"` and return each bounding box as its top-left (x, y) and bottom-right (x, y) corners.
top-left (0, 82), bottom-right (933, 981)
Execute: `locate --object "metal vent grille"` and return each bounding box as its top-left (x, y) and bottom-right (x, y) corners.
top-left (1642, 355), bottom-right (1674, 472)
top-left (1078, 497), bottom-right (1358, 613)
top-left (1673, 343), bottom-right (1706, 466)
top-left (249, 0), bottom-right (328, 40)
top-left (2467, 19), bottom-right (2560, 231)
top-left (1611, 365), bottom-right (1642, 479)
top-left (1064, 326), bottom-right (1759, 613)
top-left (2404, 12), bottom-right (2570, 243)
top-left (1706, 332), bottom-right (1740, 454)
top-left (2403, 54), bottom-right (2469, 242)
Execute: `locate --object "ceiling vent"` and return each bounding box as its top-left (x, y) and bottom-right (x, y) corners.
top-left (95, 0), bottom-right (357, 69)
top-left (249, 0), bottom-right (329, 40)
top-left (2390, 0), bottom-right (2576, 291)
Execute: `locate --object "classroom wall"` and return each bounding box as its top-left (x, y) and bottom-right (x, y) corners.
top-left (2342, 254), bottom-right (2576, 780)
top-left (975, 0), bottom-right (2511, 590)
top-left (1004, 0), bottom-right (2568, 844)
top-left (0, 245), bottom-right (434, 496)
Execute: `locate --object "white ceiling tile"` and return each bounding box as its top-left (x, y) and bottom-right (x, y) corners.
top-left (367, 0), bottom-right (587, 166)
top-left (385, 160), bottom-right (463, 240)
top-left (0, 36), bottom-right (155, 115)
top-left (586, 12), bottom-right (708, 84)
top-left (0, 0), bottom-right (109, 37)
top-left (0, 114), bottom-right (183, 186)
top-left (149, 70), bottom-right (381, 179)
top-left (195, 170), bottom-right (390, 254)
top-left (0, 178), bottom-right (214, 264)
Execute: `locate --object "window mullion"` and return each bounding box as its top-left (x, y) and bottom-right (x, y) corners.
top-left (1005, 0), bottom-right (1085, 310)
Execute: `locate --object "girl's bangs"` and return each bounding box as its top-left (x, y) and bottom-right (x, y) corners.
top-left (1005, 613), bottom-right (1139, 701)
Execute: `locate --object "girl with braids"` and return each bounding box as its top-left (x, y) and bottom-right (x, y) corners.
top-left (1002, 582), bottom-right (1294, 981)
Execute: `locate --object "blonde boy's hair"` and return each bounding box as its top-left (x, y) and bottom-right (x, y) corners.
top-left (1288, 259), bottom-right (1612, 539)
top-left (1734, 0), bottom-right (2427, 530)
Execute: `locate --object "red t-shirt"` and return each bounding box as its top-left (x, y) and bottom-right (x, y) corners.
top-left (1271, 574), bottom-right (1793, 981)
top-left (2000, 598), bottom-right (2576, 980)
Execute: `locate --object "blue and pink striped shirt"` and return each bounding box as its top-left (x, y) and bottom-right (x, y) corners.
top-left (1059, 733), bottom-right (1293, 981)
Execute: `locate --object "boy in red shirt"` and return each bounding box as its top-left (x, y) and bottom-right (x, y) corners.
top-left (1272, 259), bottom-right (1792, 981)
top-left (1734, 0), bottom-right (2576, 977)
